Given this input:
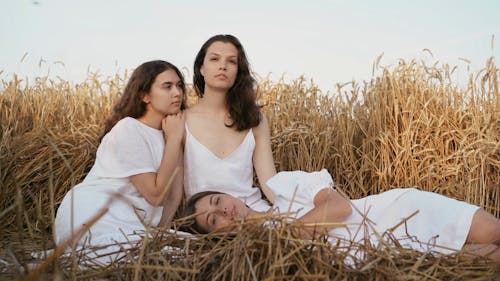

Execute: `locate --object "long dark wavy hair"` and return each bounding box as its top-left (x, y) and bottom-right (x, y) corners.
top-left (193, 34), bottom-right (261, 131)
top-left (99, 60), bottom-right (186, 141)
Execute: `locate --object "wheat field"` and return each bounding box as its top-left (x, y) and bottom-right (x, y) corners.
top-left (0, 58), bottom-right (499, 280)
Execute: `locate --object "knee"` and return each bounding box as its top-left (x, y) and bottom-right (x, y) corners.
top-left (467, 210), bottom-right (500, 244)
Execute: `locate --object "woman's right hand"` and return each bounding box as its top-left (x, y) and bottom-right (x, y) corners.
top-left (162, 112), bottom-right (185, 143)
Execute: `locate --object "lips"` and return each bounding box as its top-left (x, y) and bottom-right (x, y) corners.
top-left (215, 74), bottom-right (228, 79)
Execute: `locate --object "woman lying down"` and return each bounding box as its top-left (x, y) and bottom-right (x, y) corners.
top-left (182, 170), bottom-right (500, 262)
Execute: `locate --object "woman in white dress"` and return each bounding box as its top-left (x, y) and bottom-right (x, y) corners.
top-left (55, 60), bottom-right (186, 249)
top-left (184, 35), bottom-right (276, 212)
top-left (182, 170), bottom-right (500, 262)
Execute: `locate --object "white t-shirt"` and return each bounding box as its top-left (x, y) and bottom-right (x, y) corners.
top-left (55, 117), bottom-right (166, 247)
top-left (266, 170), bottom-right (478, 260)
top-left (268, 169), bottom-right (333, 218)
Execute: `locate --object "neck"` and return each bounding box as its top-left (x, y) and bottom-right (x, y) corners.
top-left (137, 111), bottom-right (162, 130)
top-left (198, 86), bottom-right (227, 111)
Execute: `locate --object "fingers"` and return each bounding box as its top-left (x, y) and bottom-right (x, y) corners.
top-left (161, 111), bottom-right (185, 142)
top-left (162, 112), bottom-right (183, 124)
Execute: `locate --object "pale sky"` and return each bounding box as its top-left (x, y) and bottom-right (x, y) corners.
top-left (1, 0), bottom-right (499, 93)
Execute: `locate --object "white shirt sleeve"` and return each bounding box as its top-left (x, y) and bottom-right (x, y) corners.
top-left (297, 169), bottom-right (334, 202)
top-left (267, 169), bottom-right (334, 204)
top-left (93, 118), bottom-right (159, 178)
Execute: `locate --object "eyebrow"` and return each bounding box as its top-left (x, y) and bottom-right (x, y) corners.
top-left (207, 52), bottom-right (237, 58)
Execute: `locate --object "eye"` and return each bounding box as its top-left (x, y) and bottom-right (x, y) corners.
top-left (229, 60), bottom-right (237, 65)
top-left (210, 57), bottom-right (218, 61)
top-left (211, 215), bottom-right (217, 226)
top-left (215, 196), bottom-right (220, 205)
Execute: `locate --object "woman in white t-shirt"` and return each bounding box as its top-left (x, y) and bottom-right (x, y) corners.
top-left (182, 170), bottom-right (500, 262)
top-left (55, 60), bottom-right (186, 249)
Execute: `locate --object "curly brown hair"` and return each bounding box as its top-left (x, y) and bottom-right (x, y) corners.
top-left (193, 34), bottom-right (261, 131)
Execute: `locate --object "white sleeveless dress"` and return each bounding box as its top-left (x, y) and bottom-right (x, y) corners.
top-left (184, 124), bottom-right (270, 212)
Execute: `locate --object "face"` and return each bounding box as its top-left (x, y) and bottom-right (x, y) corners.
top-left (200, 41), bottom-right (238, 91)
top-left (194, 193), bottom-right (251, 233)
top-left (142, 69), bottom-right (183, 116)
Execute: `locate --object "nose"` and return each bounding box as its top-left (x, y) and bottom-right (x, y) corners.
top-left (217, 206), bottom-right (228, 216)
top-left (219, 62), bottom-right (227, 70)
top-left (173, 86), bottom-right (182, 97)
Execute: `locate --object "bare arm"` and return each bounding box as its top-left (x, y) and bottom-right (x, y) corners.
top-left (129, 113), bottom-right (184, 211)
top-left (252, 114), bottom-right (277, 203)
top-left (297, 188), bottom-right (352, 229)
top-left (158, 150), bottom-right (184, 226)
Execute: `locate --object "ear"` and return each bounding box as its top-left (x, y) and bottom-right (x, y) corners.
top-left (141, 92), bottom-right (150, 103)
top-left (200, 65), bottom-right (205, 77)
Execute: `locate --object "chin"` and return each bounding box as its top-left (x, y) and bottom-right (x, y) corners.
top-left (208, 82), bottom-right (233, 91)
top-left (166, 108), bottom-right (181, 115)
top-left (241, 206), bottom-right (251, 217)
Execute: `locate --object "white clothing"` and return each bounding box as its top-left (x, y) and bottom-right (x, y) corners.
top-left (267, 169), bottom-right (335, 218)
top-left (267, 170), bottom-right (479, 257)
top-left (55, 117), bottom-right (165, 248)
top-left (184, 124), bottom-right (270, 212)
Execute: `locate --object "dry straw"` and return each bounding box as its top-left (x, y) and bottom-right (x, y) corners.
top-left (0, 58), bottom-right (499, 280)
